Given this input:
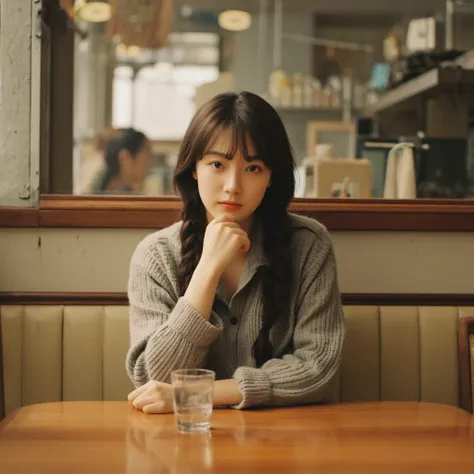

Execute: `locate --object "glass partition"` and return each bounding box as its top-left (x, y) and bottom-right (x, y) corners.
top-left (49, 1), bottom-right (474, 201)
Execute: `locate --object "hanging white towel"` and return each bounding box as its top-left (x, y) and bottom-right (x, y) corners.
top-left (383, 143), bottom-right (417, 199)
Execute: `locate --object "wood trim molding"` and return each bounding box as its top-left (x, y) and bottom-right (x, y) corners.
top-left (0, 208), bottom-right (39, 227)
top-left (1, 292), bottom-right (473, 307)
top-left (458, 315), bottom-right (474, 414)
top-left (0, 311), bottom-right (4, 421)
top-left (40, 195), bottom-right (181, 229)
top-left (0, 292), bottom-right (128, 306)
top-left (343, 294), bottom-right (474, 306)
top-left (1, 196), bottom-right (474, 231)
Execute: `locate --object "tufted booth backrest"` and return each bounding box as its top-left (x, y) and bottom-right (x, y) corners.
top-left (1, 304), bottom-right (473, 417)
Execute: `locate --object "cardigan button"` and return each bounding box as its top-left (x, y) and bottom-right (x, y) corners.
top-left (230, 317), bottom-right (239, 325)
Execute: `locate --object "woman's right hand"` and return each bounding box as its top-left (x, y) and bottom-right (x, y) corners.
top-left (200, 214), bottom-right (251, 277)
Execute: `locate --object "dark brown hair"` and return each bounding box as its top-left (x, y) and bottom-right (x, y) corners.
top-left (173, 92), bottom-right (295, 367)
top-left (100, 128), bottom-right (147, 192)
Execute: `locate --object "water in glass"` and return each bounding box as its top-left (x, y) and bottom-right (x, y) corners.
top-left (173, 384), bottom-right (213, 433)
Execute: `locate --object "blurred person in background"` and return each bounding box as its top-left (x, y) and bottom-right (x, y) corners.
top-left (91, 128), bottom-right (152, 194)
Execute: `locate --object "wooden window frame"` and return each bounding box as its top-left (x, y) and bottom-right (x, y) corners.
top-left (1, 195), bottom-right (474, 231)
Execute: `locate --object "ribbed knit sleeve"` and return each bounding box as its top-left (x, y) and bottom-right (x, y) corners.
top-left (126, 234), bottom-right (223, 387)
top-left (233, 227), bottom-right (346, 409)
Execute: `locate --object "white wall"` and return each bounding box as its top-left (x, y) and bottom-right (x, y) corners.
top-left (1, 228), bottom-right (473, 294)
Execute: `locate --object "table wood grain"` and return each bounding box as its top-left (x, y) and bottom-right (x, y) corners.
top-left (0, 401), bottom-right (473, 473)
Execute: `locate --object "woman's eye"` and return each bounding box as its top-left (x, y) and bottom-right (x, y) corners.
top-left (210, 161), bottom-right (223, 169)
top-left (247, 165), bottom-right (262, 173)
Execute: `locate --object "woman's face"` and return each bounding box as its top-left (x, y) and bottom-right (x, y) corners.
top-left (193, 129), bottom-right (272, 229)
top-left (132, 139), bottom-right (152, 184)
top-left (120, 139), bottom-right (152, 189)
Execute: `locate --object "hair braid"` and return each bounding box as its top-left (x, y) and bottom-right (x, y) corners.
top-left (252, 210), bottom-right (293, 367)
top-left (177, 197), bottom-right (206, 297)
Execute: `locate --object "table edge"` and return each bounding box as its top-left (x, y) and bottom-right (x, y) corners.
top-left (1, 400), bottom-right (472, 424)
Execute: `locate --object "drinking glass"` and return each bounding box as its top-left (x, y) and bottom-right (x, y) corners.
top-left (171, 369), bottom-right (215, 433)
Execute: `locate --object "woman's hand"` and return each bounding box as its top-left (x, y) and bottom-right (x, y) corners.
top-left (183, 214), bottom-right (249, 321)
top-left (128, 380), bottom-right (174, 414)
top-left (200, 214), bottom-right (251, 277)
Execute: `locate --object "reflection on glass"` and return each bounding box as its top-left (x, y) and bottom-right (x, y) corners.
top-left (126, 412), bottom-right (214, 474)
top-left (86, 128), bottom-right (151, 194)
top-left (69, 4), bottom-right (474, 200)
top-left (112, 67), bottom-right (134, 129)
top-left (74, 23), bottom-right (220, 196)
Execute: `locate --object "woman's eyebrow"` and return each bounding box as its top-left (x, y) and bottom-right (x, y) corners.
top-left (204, 150), bottom-right (233, 159)
top-left (204, 150), bottom-right (262, 161)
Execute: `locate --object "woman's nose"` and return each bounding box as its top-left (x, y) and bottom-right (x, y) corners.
top-left (223, 170), bottom-right (242, 194)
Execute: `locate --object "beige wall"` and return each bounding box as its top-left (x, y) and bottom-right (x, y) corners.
top-left (0, 0), bottom-right (40, 207)
top-left (0, 228), bottom-right (473, 294)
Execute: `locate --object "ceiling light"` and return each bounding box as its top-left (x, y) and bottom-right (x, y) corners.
top-left (76, 1), bottom-right (112, 23)
top-left (218, 10), bottom-right (252, 32)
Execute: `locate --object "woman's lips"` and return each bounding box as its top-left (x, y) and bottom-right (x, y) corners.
top-left (219, 202), bottom-right (242, 211)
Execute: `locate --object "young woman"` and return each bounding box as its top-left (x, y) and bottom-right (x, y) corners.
top-left (127, 92), bottom-right (346, 413)
top-left (94, 128), bottom-right (151, 194)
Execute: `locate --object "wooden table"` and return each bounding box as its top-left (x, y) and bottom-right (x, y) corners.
top-left (0, 401), bottom-right (473, 473)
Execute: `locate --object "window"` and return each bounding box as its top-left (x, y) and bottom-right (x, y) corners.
top-left (112, 32), bottom-right (220, 140)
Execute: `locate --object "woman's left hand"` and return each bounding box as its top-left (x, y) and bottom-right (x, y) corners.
top-left (128, 380), bottom-right (174, 414)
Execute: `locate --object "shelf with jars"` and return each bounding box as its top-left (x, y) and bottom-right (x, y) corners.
top-left (265, 69), bottom-right (378, 119)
